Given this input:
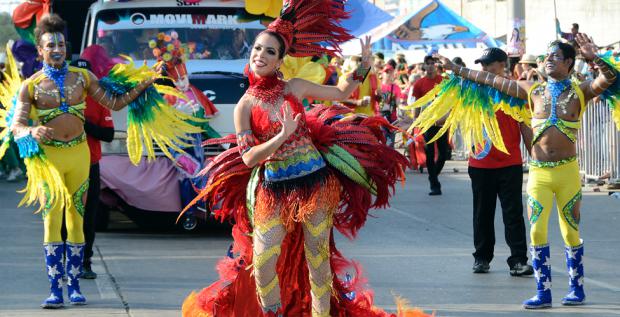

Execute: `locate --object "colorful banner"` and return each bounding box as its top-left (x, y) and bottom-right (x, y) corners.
top-left (506, 17), bottom-right (525, 57)
top-left (372, 0), bottom-right (500, 51)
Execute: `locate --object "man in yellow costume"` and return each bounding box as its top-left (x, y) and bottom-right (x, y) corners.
top-left (408, 33), bottom-right (618, 309)
top-left (1, 14), bottom-right (200, 309)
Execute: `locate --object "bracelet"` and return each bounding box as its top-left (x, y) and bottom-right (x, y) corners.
top-left (592, 56), bottom-right (604, 65)
top-left (93, 87), bottom-right (101, 98)
top-left (484, 73), bottom-right (491, 85)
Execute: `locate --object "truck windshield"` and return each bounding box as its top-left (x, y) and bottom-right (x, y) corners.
top-left (93, 7), bottom-right (264, 65)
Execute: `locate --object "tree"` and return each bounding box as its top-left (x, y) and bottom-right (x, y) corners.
top-left (0, 12), bottom-right (20, 52)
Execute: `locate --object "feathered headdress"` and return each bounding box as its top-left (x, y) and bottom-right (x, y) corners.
top-left (149, 31), bottom-right (187, 65)
top-left (265, 0), bottom-right (353, 57)
top-left (149, 31), bottom-right (195, 80)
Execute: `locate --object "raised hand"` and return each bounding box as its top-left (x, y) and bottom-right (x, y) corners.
top-left (433, 53), bottom-right (456, 71)
top-left (360, 36), bottom-right (372, 69)
top-left (575, 33), bottom-right (598, 60)
top-left (276, 104), bottom-right (301, 138)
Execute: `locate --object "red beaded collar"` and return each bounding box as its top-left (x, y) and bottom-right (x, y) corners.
top-left (246, 72), bottom-right (285, 105)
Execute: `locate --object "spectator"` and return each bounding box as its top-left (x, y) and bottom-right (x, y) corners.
top-left (378, 64), bottom-right (402, 147)
top-left (231, 29), bottom-right (252, 59)
top-left (69, 51), bottom-right (115, 280)
top-left (413, 55), bottom-right (447, 195)
top-left (573, 54), bottom-right (593, 82)
top-left (518, 54), bottom-right (539, 81)
top-left (396, 53), bottom-right (409, 88)
top-left (535, 55), bottom-right (548, 82)
top-left (386, 58), bottom-right (397, 70)
top-left (468, 47), bottom-right (534, 277)
top-left (556, 21), bottom-right (579, 48)
top-left (340, 55), bottom-right (380, 116)
top-left (452, 56), bottom-right (466, 68)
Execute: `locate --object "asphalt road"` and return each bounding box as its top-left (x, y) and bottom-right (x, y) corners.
top-left (1, 161), bottom-right (619, 317)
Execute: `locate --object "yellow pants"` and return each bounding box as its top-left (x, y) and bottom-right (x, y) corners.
top-left (527, 158), bottom-right (582, 247)
top-left (41, 138), bottom-right (90, 244)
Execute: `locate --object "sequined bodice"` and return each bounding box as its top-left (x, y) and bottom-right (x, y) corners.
top-left (528, 80), bottom-right (585, 144)
top-left (247, 75), bottom-right (325, 183)
top-left (28, 65), bottom-right (89, 125)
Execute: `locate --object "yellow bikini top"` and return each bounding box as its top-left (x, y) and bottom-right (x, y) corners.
top-left (527, 81), bottom-right (585, 144)
top-left (25, 66), bottom-right (90, 124)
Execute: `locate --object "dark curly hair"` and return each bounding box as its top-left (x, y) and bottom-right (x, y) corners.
top-left (548, 40), bottom-right (576, 71)
top-left (34, 14), bottom-right (67, 46)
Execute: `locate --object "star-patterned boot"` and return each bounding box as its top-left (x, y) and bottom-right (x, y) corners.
top-left (66, 243), bottom-right (87, 305)
top-left (41, 243), bottom-right (65, 309)
top-left (523, 244), bottom-right (552, 309)
top-left (562, 242), bottom-right (585, 305)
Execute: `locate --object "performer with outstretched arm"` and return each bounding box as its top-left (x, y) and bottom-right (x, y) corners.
top-left (180, 1), bottom-right (430, 316)
top-left (0, 14), bottom-right (201, 309)
top-left (409, 33), bottom-right (618, 309)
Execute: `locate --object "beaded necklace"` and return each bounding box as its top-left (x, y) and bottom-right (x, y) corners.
top-left (545, 78), bottom-right (572, 122)
top-left (42, 62), bottom-right (69, 112)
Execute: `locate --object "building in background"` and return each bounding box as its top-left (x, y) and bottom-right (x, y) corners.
top-left (373, 0), bottom-right (417, 16)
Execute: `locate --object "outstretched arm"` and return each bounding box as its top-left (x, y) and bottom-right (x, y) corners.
top-left (288, 36), bottom-right (372, 101)
top-left (86, 71), bottom-right (155, 111)
top-left (434, 53), bottom-right (531, 100)
top-left (575, 34), bottom-right (618, 101)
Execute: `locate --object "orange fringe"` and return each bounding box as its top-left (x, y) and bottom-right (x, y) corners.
top-left (254, 174), bottom-right (340, 232)
top-left (394, 296), bottom-right (435, 317)
top-left (182, 292), bottom-right (213, 317)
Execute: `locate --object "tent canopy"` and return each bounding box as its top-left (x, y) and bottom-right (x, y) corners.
top-left (340, 0), bottom-right (393, 38)
top-left (368, 0), bottom-right (500, 52)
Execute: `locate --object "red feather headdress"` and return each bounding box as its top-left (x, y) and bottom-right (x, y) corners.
top-left (265, 0), bottom-right (353, 57)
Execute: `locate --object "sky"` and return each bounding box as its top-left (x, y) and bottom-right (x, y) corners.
top-left (0, 2), bottom-right (20, 14)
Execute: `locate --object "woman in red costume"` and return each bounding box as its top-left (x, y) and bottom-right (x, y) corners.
top-left (182, 1), bottom-right (431, 316)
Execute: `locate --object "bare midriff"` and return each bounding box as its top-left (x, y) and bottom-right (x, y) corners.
top-left (43, 115), bottom-right (84, 141)
top-left (33, 71), bottom-right (86, 141)
top-left (529, 89), bottom-right (581, 162)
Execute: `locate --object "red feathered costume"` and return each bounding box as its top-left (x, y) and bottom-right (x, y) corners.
top-left (181, 1), bottom-right (433, 316)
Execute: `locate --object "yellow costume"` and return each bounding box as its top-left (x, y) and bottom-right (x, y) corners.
top-left (526, 81), bottom-right (584, 247)
top-left (40, 139), bottom-right (90, 243)
top-left (405, 49), bottom-right (620, 309)
top-left (338, 70), bottom-right (379, 116)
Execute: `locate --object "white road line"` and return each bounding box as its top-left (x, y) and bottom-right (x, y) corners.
top-left (586, 277), bottom-right (620, 292)
top-left (387, 207), bottom-right (431, 224)
top-left (93, 262), bottom-right (119, 300)
top-left (378, 303), bottom-right (620, 315)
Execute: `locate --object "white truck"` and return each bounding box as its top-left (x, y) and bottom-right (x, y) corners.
top-left (76, 0), bottom-right (265, 229)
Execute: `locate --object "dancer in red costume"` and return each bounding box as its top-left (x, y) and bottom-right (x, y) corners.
top-left (182, 1), bottom-right (432, 316)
